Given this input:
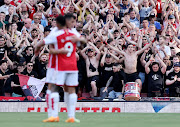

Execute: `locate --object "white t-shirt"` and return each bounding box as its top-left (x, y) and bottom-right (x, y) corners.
top-left (156, 45), bottom-right (171, 58)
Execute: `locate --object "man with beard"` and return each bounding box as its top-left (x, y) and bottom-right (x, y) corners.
top-left (32, 53), bottom-right (48, 79)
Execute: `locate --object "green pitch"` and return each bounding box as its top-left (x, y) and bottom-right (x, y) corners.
top-left (1, 112), bottom-right (180, 127)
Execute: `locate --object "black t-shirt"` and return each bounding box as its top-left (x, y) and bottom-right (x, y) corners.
top-left (111, 71), bottom-right (124, 92)
top-left (22, 53), bottom-right (33, 63)
top-left (147, 69), bottom-right (164, 93)
top-left (0, 45), bottom-right (9, 60)
top-left (167, 71), bottom-right (180, 90)
top-left (34, 57), bottom-right (47, 79)
top-left (17, 22), bottom-right (24, 31)
top-left (100, 63), bottom-right (114, 87)
top-left (5, 15), bottom-right (10, 21)
top-left (23, 69), bottom-right (38, 78)
top-left (0, 69), bottom-right (10, 96)
top-left (137, 50), bottom-right (152, 73)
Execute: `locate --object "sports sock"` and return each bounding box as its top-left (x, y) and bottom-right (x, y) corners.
top-left (64, 92), bottom-right (69, 111)
top-left (50, 92), bottom-right (59, 117)
top-left (46, 90), bottom-right (52, 118)
top-left (68, 93), bottom-right (77, 118)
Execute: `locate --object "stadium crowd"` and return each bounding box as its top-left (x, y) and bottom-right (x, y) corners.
top-left (0, 0), bottom-right (180, 100)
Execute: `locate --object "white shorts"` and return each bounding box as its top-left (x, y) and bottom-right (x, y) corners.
top-left (56, 71), bottom-right (78, 86)
top-left (46, 68), bottom-right (56, 84)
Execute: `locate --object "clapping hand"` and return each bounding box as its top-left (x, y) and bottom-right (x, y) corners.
top-left (174, 75), bottom-right (177, 81)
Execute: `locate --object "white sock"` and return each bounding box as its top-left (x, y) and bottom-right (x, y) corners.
top-left (64, 92), bottom-right (69, 111)
top-left (46, 90), bottom-right (51, 118)
top-left (50, 92), bottom-right (59, 117)
top-left (68, 93), bottom-right (77, 118)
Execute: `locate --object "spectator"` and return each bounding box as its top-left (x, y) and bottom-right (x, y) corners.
top-left (139, 0), bottom-right (155, 23)
top-left (22, 62), bottom-right (38, 78)
top-left (0, 0), bottom-right (11, 15)
top-left (103, 63), bottom-right (125, 99)
top-left (0, 60), bottom-right (10, 96)
top-left (17, 46), bottom-right (34, 63)
top-left (100, 47), bottom-right (114, 99)
top-left (32, 53), bottom-right (48, 79)
top-left (145, 56), bottom-right (167, 97)
top-left (166, 62), bottom-right (180, 97)
top-left (81, 42), bottom-right (101, 97)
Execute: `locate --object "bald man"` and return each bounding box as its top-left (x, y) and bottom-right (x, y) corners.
top-left (22, 18), bottom-right (32, 31)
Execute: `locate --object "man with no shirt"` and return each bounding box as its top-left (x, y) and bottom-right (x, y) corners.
top-left (108, 36), bottom-right (152, 89)
top-left (81, 42), bottom-right (101, 97)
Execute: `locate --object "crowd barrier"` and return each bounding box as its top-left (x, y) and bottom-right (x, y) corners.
top-left (0, 101), bottom-right (180, 113)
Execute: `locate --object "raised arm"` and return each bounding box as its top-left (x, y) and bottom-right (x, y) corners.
top-left (72, 0), bottom-right (80, 12)
top-left (88, 42), bottom-right (101, 60)
top-left (107, 44), bottom-right (126, 56)
top-left (149, 0), bottom-right (155, 8)
top-left (156, 55), bottom-right (167, 74)
top-left (140, 51), bottom-right (147, 67)
top-left (80, 46), bottom-right (89, 59)
top-left (55, 0), bottom-right (61, 14)
top-left (100, 47), bottom-right (107, 67)
top-left (136, 36), bottom-right (152, 55)
top-left (145, 56), bottom-right (154, 74)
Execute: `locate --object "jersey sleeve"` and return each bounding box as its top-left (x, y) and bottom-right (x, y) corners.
top-left (71, 28), bottom-right (81, 37)
top-left (43, 27), bottom-right (58, 45)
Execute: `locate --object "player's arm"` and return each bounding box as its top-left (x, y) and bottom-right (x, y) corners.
top-left (71, 35), bottom-right (87, 44)
top-left (49, 45), bottom-right (68, 54)
top-left (136, 36), bottom-right (152, 55)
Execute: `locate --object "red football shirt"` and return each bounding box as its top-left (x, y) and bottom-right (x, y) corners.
top-left (43, 28), bottom-right (81, 72)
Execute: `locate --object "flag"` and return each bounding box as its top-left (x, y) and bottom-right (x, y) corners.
top-left (17, 74), bottom-right (45, 101)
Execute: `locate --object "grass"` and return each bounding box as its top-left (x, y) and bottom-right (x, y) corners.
top-left (0, 112), bottom-right (180, 127)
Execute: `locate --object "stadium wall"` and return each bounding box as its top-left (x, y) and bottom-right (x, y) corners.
top-left (0, 102), bottom-right (180, 113)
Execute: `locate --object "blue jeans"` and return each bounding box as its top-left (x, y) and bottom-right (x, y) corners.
top-left (100, 87), bottom-right (113, 99)
top-left (108, 90), bottom-right (122, 99)
top-left (138, 72), bottom-right (145, 85)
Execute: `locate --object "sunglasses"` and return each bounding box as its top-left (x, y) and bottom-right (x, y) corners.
top-left (131, 34), bottom-right (136, 36)
top-left (34, 18), bottom-right (40, 20)
top-left (28, 65), bottom-right (33, 67)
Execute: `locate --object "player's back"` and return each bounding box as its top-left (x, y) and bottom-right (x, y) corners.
top-left (55, 29), bottom-right (79, 72)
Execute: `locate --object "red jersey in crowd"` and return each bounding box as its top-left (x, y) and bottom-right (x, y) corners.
top-left (10, 0), bottom-right (21, 6)
top-left (156, 0), bottom-right (162, 14)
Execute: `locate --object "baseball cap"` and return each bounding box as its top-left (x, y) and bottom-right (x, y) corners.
top-left (168, 15), bottom-right (175, 19)
top-left (174, 62), bottom-right (180, 67)
top-left (13, 13), bottom-right (19, 17)
top-left (106, 54), bottom-right (111, 58)
top-left (149, 13), bottom-right (155, 18)
top-left (87, 48), bottom-right (93, 52)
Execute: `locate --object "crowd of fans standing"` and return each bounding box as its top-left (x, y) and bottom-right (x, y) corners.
top-left (0, 0), bottom-right (180, 100)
